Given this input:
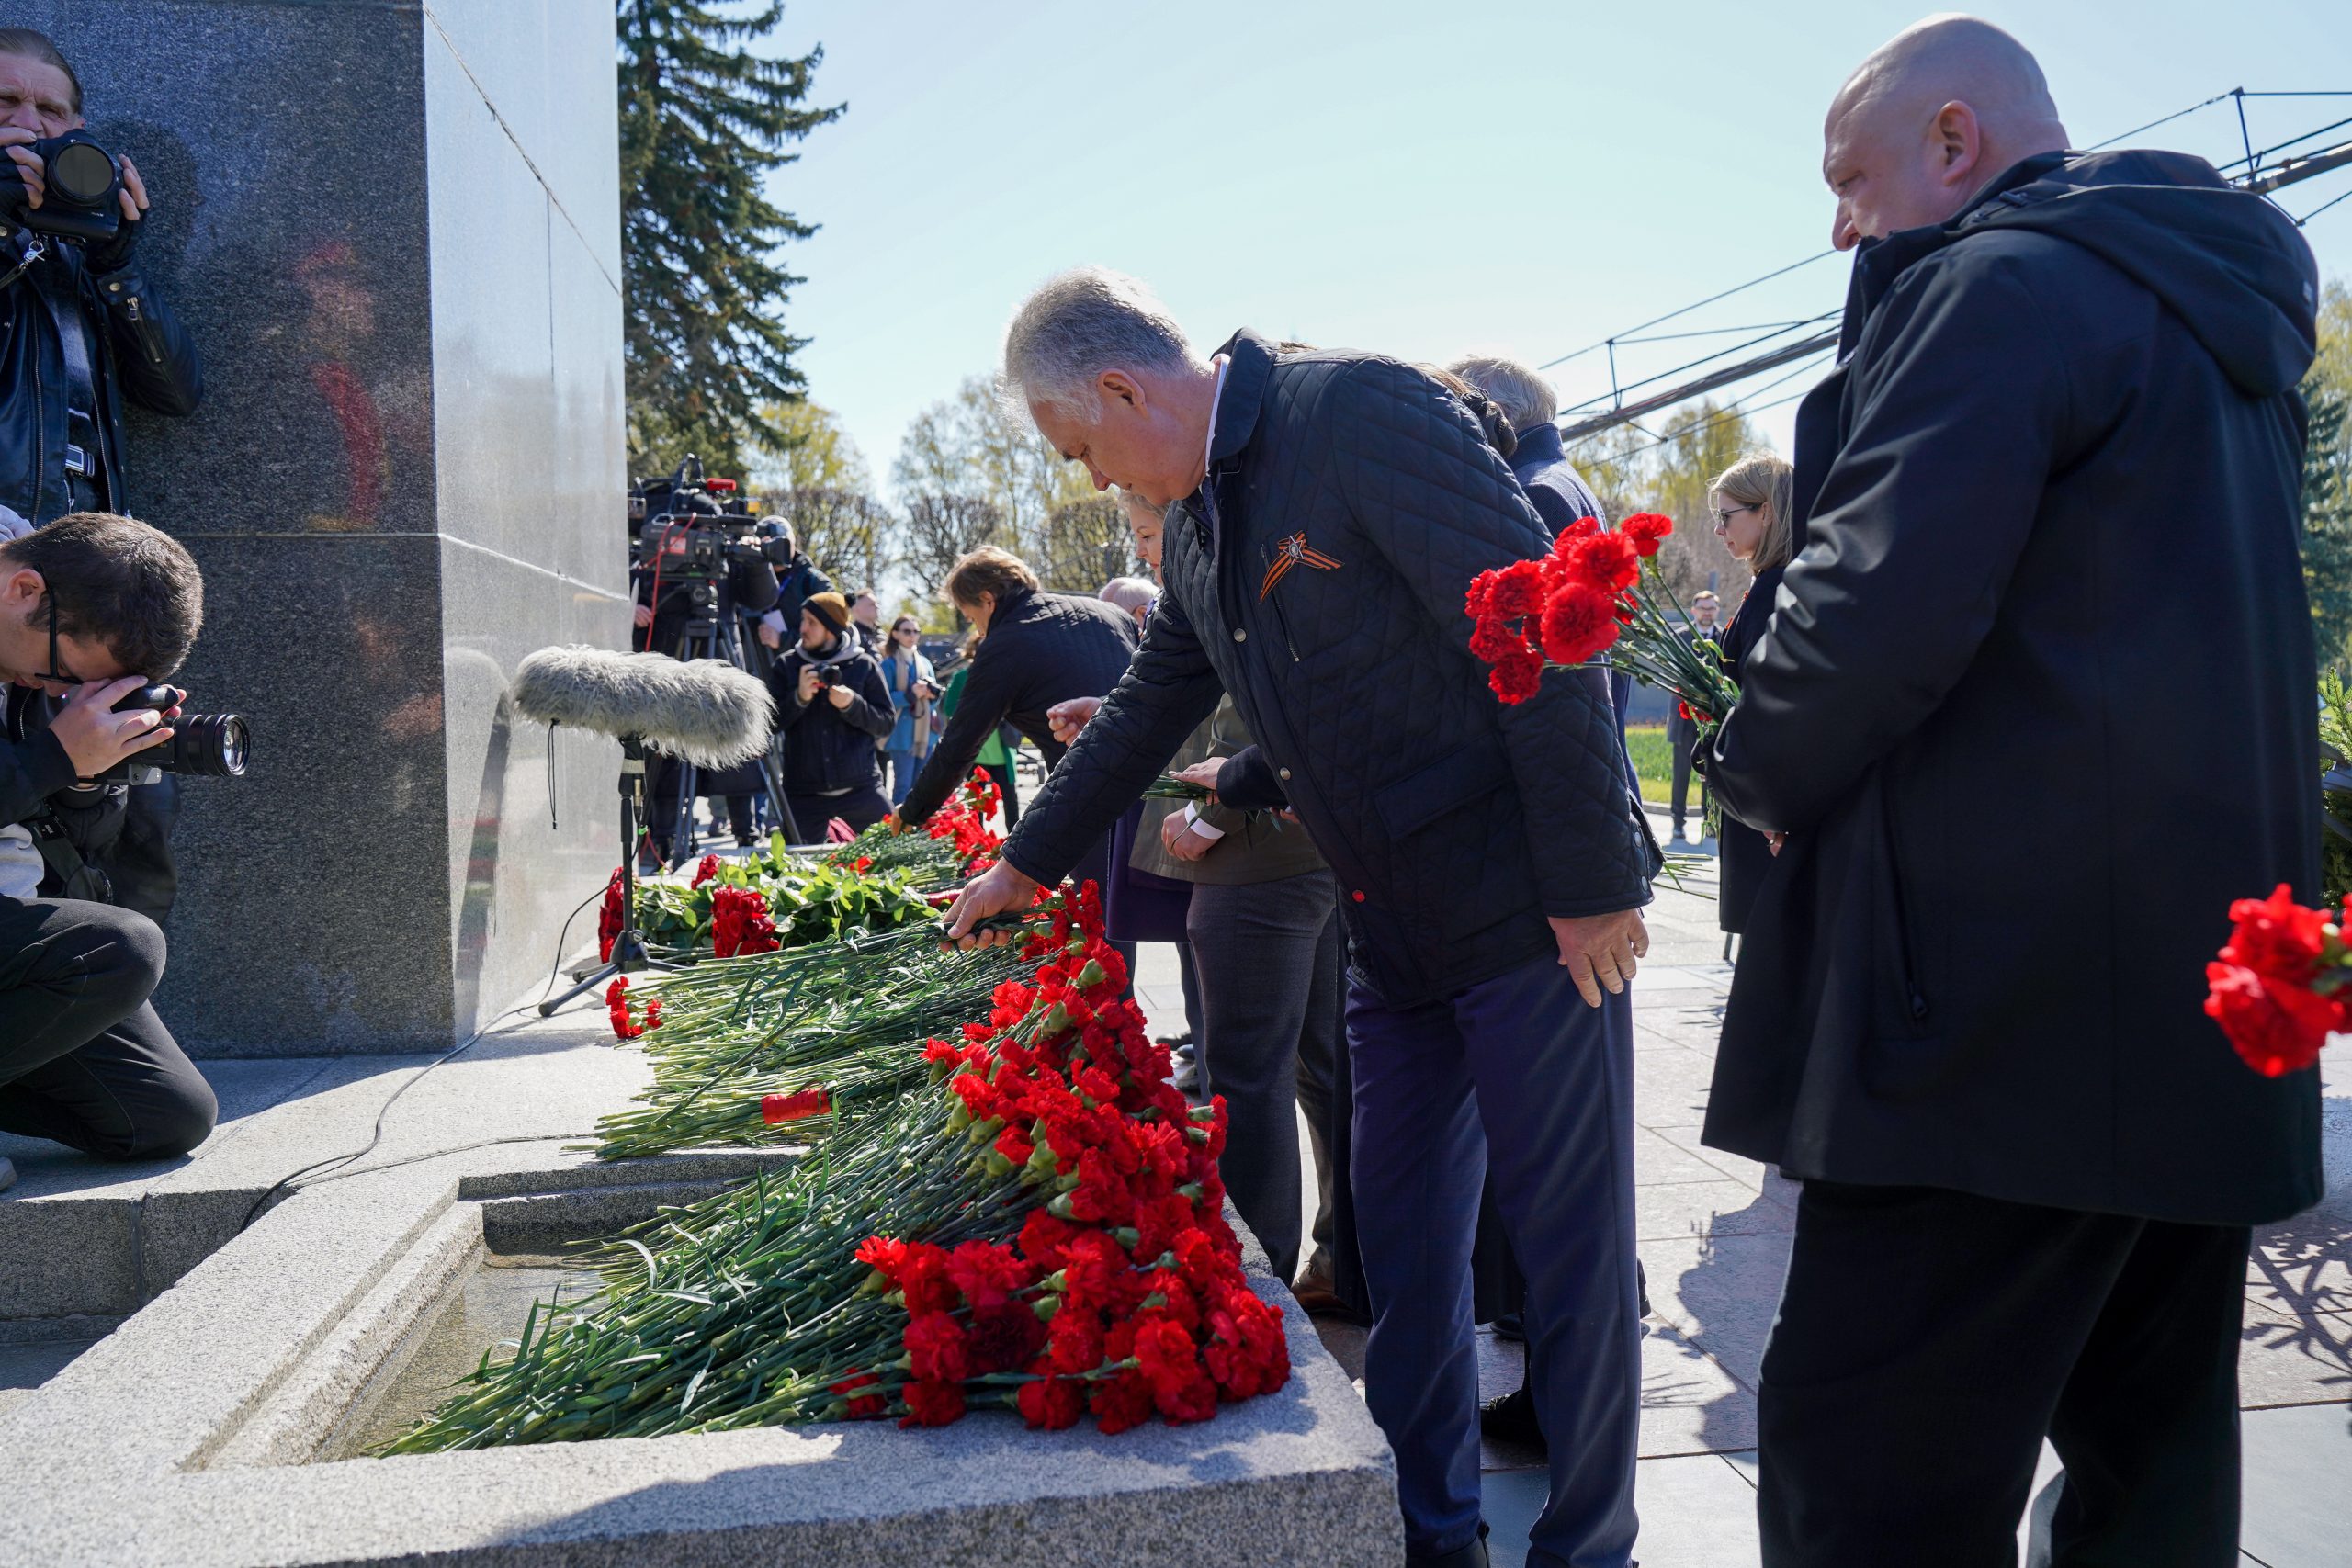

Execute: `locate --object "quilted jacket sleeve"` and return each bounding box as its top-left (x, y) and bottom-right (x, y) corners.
top-left (899, 642), bottom-right (1016, 827)
top-left (1000, 589), bottom-right (1224, 887)
top-left (1330, 361), bottom-right (1651, 917)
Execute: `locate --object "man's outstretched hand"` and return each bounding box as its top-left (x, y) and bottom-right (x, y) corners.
top-left (942, 858), bottom-right (1042, 949)
top-left (1170, 758), bottom-right (1225, 799)
top-left (1548, 908), bottom-right (1649, 1008)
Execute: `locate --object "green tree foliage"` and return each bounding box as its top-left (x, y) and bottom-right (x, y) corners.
top-left (2302, 282), bottom-right (2352, 666)
top-left (744, 400), bottom-right (889, 589)
top-left (889, 376), bottom-right (1109, 605)
top-left (619, 0), bottom-right (842, 475)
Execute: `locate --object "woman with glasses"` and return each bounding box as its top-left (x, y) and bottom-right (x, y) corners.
top-left (878, 615), bottom-right (936, 807)
top-left (1707, 452), bottom-right (1797, 941)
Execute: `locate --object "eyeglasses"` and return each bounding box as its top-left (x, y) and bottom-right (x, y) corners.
top-left (36, 594), bottom-right (81, 687)
top-left (1712, 504), bottom-right (1759, 526)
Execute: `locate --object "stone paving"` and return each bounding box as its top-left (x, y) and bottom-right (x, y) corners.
top-left (1133, 805), bottom-right (2352, 1567)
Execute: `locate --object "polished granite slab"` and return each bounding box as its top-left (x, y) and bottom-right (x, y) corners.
top-left (18, 0), bottom-right (628, 1055)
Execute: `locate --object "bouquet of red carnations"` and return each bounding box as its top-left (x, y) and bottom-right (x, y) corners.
top-left (2204, 884), bottom-right (2346, 1077)
top-left (1465, 512), bottom-right (1741, 729)
top-left (389, 888), bottom-right (1290, 1451)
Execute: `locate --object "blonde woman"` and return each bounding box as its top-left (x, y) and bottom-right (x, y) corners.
top-left (1708, 452), bottom-right (1796, 939)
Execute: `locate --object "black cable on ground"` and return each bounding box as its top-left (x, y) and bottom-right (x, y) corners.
top-left (233, 886), bottom-right (611, 1235)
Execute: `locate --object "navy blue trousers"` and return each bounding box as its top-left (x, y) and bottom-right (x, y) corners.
top-left (1349, 952), bottom-right (1640, 1567)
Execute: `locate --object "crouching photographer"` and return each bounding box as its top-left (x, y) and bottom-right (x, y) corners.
top-left (0, 512), bottom-right (216, 1162)
top-left (769, 592), bottom-right (893, 837)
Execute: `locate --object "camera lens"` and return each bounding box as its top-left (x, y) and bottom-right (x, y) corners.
top-left (48, 142), bottom-right (115, 207)
top-left (167, 715), bottom-right (249, 777)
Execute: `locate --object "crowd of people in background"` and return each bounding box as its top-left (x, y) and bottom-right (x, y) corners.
top-left (910, 14), bottom-right (2324, 1568)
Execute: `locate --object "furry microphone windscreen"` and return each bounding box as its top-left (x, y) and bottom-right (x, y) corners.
top-left (512, 646), bottom-right (775, 768)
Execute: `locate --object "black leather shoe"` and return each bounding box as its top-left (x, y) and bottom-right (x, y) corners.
top-left (1477, 1385), bottom-right (1544, 1451)
top-left (1408, 1523), bottom-right (1491, 1567)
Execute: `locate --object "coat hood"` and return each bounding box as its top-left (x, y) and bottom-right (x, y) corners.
top-left (1957, 149), bottom-right (2319, 397)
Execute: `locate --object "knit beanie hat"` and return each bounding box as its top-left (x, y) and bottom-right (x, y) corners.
top-left (804, 591), bottom-right (851, 635)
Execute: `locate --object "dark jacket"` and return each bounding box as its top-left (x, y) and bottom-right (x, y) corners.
top-left (0, 686), bottom-right (164, 913)
top-left (1131, 696), bottom-right (1328, 887)
top-left (769, 635), bottom-right (891, 795)
top-left (1704, 150), bottom-right (2324, 1225)
top-left (0, 233), bottom-right (203, 522)
top-left (1005, 333), bottom-right (1654, 1006)
top-left (1712, 565), bottom-right (1782, 936)
top-left (898, 586), bottom-right (1140, 826)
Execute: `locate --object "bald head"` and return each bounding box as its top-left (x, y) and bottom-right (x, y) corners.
top-left (1823, 15), bottom-right (2068, 249)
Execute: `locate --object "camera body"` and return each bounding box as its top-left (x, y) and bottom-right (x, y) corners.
top-left (92, 683), bottom-right (249, 785)
top-left (814, 665), bottom-right (845, 692)
top-left (628, 457), bottom-right (788, 630)
top-left (6, 131), bottom-right (123, 245)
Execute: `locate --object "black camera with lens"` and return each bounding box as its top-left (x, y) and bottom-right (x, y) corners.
top-left (815, 666), bottom-right (845, 692)
top-left (4, 130), bottom-right (124, 245)
top-left (93, 683), bottom-right (249, 785)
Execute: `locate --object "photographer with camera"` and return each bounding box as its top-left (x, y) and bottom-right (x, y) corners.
top-left (749, 518), bottom-right (834, 657)
top-left (0, 511), bottom-right (217, 1170)
top-left (0, 31), bottom-right (202, 521)
top-left (0, 32), bottom-right (206, 937)
top-left (768, 591), bottom-right (893, 837)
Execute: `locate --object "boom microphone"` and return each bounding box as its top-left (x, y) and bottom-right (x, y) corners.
top-left (512, 645), bottom-right (774, 768)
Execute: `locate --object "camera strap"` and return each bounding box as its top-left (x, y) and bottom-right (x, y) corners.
top-left (37, 263), bottom-right (103, 484)
top-left (26, 812), bottom-right (110, 904)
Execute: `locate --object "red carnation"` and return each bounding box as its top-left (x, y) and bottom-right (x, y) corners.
top-left (2206, 962), bottom-right (2338, 1077)
top-left (596, 867), bottom-right (626, 962)
top-left (690, 853), bottom-right (720, 888)
top-left (1566, 529), bottom-right (1639, 592)
top-left (830, 1371), bottom-right (887, 1419)
top-left (946, 1239), bottom-right (1028, 1312)
top-left (2218, 883), bottom-right (2332, 987)
top-left (1618, 513), bottom-right (1673, 558)
top-left (899, 1379), bottom-right (966, 1427)
top-left (966, 1300), bottom-right (1048, 1374)
top-left (1489, 646), bottom-right (1544, 705)
top-left (1487, 558), bottom-right (1547, 619)
top-left (1017, 1371), bottom-right (1087, 1430)
top-left (903, 1310), bottom-right (971, 1383)
top-left (1540, 583), bottom-right (1622, 667)
top-left (1089, 1367), bottom-right (1156, 1435)
top-left (761, 1087), bottom-right (831, 1124)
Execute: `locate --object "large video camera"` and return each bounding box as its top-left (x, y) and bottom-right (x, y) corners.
top-left (628, 455), bottom-right (793, 592)
top-left (96, 683), bottom-right (248, 785)
top-left (1, 130), bottom-right (126, 245)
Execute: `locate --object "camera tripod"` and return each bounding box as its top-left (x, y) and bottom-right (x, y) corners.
top-left (658, 599), bottom-right (800, 863)
top-left (541, 737), bottom-right (680, 1015)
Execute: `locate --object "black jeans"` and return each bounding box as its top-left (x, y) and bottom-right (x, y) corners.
top-left (1759, 1180), bottom-right (2249, 1567)
top-left (0, 896), bottom-right (216, 1158)
top-left (1184, 868), bottom-right (1341, 1284)
top-left (783, 784), bottom-right (891, 840)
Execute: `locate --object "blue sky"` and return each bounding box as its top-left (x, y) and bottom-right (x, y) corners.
top-left (756, 1), bottom-right (2352, 497)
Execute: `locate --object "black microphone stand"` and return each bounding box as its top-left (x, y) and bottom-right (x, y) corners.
top-left (540, 735), bottom-right (681, 1016)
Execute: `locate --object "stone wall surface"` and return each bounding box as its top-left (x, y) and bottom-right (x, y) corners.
top-left (15, 0), bottom-right (627, 1053)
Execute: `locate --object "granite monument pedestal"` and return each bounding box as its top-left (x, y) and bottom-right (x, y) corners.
top-left (16, 0), bottom-right (628, 1054)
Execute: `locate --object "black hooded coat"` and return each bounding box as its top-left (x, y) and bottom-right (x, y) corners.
top-left (1704, 150), bottom-right (2324, 1226)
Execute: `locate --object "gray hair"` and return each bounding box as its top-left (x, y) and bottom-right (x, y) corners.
top-left (1001, 265), bottom-right (1203, 420)
top-left (1444, 355), bottom-right (1558, 434)
top-left (1098, 576), bottom-right (1157, 616)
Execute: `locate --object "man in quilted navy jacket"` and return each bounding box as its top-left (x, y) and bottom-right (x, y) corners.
top-left (943, 268), bottom-right (1657, 1568)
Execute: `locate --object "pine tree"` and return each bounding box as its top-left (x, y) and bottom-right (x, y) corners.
top-left (617, 0), bottom-right (842, 476)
